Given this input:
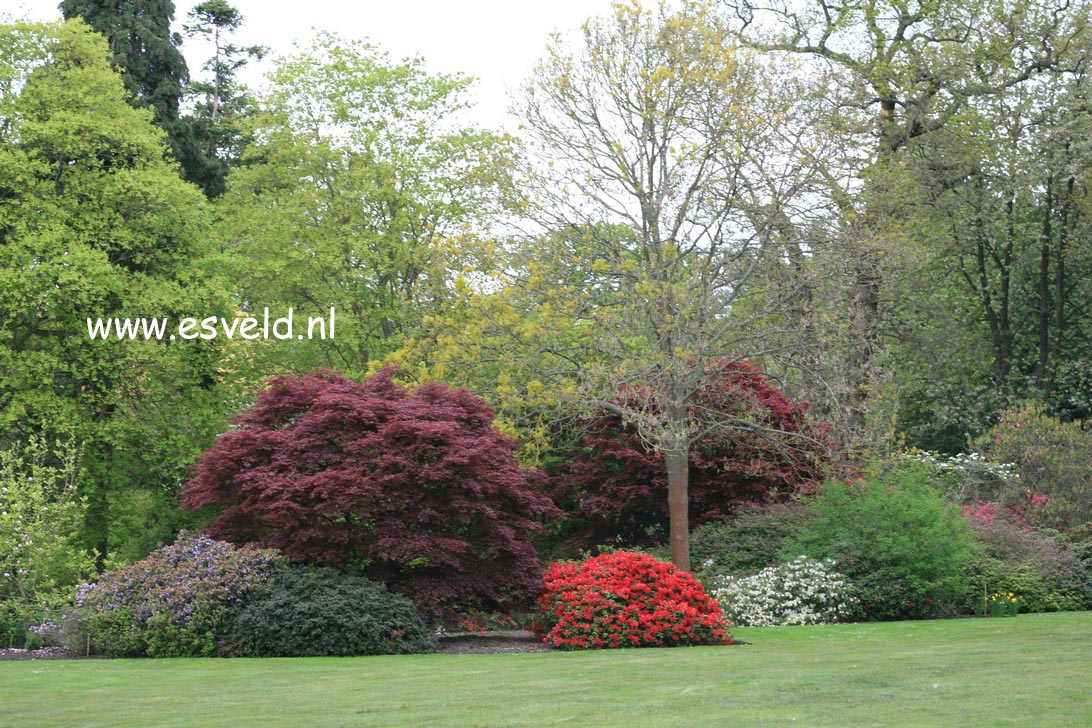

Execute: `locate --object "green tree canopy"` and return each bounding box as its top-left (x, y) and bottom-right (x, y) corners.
top-left (60, 0), bottom-right (191, 166)
top-left (182, 0), bottom-right (266, 198)
top-left (215, 32), bottom-right (519, 377)
top-left (0, 19), bottom-right (234, 564)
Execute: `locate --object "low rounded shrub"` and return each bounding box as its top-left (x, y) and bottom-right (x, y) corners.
top-left (684, 503), bottom-right (813, 583)
top-left (711, 556), bottom-right (855, 627)
top-left (533, 551), bottom-right (731, 650)
top-left (181, 368), bottom-right (560, 618)
top-left (222, 567), bottom-right (433, 657)
top-left (76, 532), bottom-right (285, 657)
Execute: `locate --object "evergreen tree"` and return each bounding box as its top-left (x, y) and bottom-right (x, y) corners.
top-left (60, 0), bottom-right (192, 168)
top-left (182, 0), bottom-right (265, 198)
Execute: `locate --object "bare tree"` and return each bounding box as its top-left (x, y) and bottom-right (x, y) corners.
top-left (720, 0), bottom-right (1092, 449)
top-left (509, 0), bottom-right (831, 570)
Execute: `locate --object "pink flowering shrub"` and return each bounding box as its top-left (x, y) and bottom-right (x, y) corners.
top-left (960, 513), bottom-right (1089, 613)
top-left (532, 551), bottom-right (731, 650)
top-left (76, 532), bottom-right (284, 657)
top-left (962, 501), bottom-right (1003, 524)
top-left (971, 404), bottom-right (1092, 529)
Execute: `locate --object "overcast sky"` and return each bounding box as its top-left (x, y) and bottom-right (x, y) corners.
top-left (10, 0), bottom-right (619, 130)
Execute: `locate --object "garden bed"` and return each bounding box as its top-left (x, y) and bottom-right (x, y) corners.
top-left (0, 647), bottom-right (99, 660)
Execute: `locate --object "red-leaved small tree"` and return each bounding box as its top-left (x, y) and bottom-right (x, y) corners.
top-left (180, 368), bottom-right (560, 615)
top-left (553, 360), bottom-right (833, 549)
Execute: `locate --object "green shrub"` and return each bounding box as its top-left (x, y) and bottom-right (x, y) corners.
top-left (0, 437), bottom-right (95, 627)
top-left (1062, 524), bottom-right (1092, 608)
top-left (0, 609), bottom-right (25, 648)
top-left (685, 503), bottom-right (813, 583)
top-left (82, 607), bottom-right (145, 657)
top-left (23, 630), bottom-right (42, 650)
top-left (222, 567), bottom-right (433, 657)
top-left (785, 464), bottom-right (975, 620)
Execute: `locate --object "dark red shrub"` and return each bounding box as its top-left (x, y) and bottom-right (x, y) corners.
top-left (553, 360), bottom-right (834, 548)
top-left (180, 368), bottom-right (560, 616)
top-left (533, 551), bottom-right (731, 650)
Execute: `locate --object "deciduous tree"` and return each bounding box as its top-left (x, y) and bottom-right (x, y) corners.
top-left (0, 19), bottom-right (233, 564)
top-left (553, 360), bottom-right (832, 549)
top-left (461, 0), bottom-right (829, 570)
top-left (181, 368), bottom-right (560, 615)
top-left (216, 33), bottom-right (518, 377)
top-left (722, 0), bottom-right (1092, 450)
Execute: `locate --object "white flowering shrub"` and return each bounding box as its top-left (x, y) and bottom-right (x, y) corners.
top-left (899, 450), bottom-right (1019, 504)
top-left (710, 556), bottom-right (854, 627)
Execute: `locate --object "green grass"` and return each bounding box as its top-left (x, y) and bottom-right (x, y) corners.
top-left (2, 612), bottom-right (1090, 727)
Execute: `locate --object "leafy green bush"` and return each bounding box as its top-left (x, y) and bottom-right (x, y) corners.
top-left (222, 567), bottom-right (433, 657)
top-left (80, 607), bottom-right (144, 657)
top-left (961, 515), bottom-right (1089, 614)
top-left (785, 464), bottom-right (975, 620)
top-left (0, 609), bottom-right (26, 648)
top-left (0, 437), bottom-right (95, 631)
top-left (684, 503), bottom-right (813, 583)
top-left (1062, 524), bottom-right (1092, 608)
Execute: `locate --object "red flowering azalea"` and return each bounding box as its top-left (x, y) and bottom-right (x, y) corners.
top-left (533, 551), bottom-right (732, 650)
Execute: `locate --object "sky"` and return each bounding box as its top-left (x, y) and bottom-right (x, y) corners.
top-left (10, 0), bottom-right (619, 130)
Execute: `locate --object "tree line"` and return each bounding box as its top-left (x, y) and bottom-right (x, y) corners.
top-left (1, 0), bottom-right (1090, 577)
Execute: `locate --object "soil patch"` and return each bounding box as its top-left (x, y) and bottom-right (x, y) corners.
top-left (435, 629), bottom-right (551, 654)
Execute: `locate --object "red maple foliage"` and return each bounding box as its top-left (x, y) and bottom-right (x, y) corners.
top-left (180, 368), bottom-right (560, 615)
top-left (552, 360), bottom-right (834, 549)
top-left (532, 551), bottom-right (731, 650)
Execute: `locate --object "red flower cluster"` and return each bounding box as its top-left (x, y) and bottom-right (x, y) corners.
top-left (533, 551), bottom-right (732, 650)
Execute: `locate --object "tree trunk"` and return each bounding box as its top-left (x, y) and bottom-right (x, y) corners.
top-left (1053, 176), bottom-right (1073, 383)
top-left (1037, 174), bottom-right (1053, 391)
top-left (846, 253), bottom-right (880, 444)
top-left (665, 448), bottom-right (690, 573)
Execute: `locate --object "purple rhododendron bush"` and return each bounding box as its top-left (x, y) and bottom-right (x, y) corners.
top-left (180, 368), bottom-right (560, 617)
top-left (76, 532), bottom-right (284, 657)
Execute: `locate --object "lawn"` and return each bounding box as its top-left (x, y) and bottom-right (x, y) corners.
top-left (1, 612), bottom-right (1089, 727)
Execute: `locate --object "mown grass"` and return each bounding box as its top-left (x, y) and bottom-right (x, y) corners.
top-left (1, 612), bottom-right (1089, 727)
